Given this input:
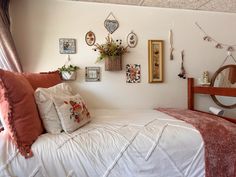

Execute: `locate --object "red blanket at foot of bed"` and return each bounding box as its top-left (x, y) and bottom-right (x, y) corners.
top-left (156, 108), bottom-right (236, 177)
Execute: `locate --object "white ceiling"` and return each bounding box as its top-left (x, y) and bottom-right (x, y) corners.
top-left (73, 0), bottom-right (236, 13)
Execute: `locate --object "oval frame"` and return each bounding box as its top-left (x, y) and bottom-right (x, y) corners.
top-left (210, 64), bottom-right (236, 109)
top-left (85, 31), bottom-right (96, 46)
top-left (127, 31), bottom-right (138, 48)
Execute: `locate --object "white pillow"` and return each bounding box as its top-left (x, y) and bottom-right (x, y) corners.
top-left (34, 83), bottom-right (73, 134)
top-left (53, 94), bottom-right (91, 133)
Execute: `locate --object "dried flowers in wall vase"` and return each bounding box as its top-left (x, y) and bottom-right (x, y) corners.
top-left (93, 35), bottom-right (129, 71)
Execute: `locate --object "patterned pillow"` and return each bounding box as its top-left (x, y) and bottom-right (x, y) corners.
top-left (34, 83), bottom-right (73, 134)
top-left (53, 94), bottom-right (91, 133)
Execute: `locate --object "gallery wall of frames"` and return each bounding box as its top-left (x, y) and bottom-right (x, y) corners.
top-left (11, 0), bottom-right (236, 117)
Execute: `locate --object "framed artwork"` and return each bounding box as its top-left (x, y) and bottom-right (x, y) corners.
top-left (85, 67), bottom-right (101, 82)
top-left (148, 40), bottom-right (164, 83)
top-left (85, 31), bottom-right (96, 46)
top-left (59, 38), bottom-right (76, 54)
top-left (104, 12), bottom-right (119, 34)
top-left (127, 31), bottom-right (138, 48)
top-left (126, 64), bottom-right (141, 83)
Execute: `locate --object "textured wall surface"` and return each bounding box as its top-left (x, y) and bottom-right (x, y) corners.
top-left (10, 0), bottom-right (236, 117)
top-left (76, 0), bottom-right (236, 13)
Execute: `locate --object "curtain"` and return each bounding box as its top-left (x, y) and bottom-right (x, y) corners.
top-left (0, 0), bottom-right (22, 72)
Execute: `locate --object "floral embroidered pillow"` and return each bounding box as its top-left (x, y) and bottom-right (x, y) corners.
top-left (53, 94), bottom-right (91, 133)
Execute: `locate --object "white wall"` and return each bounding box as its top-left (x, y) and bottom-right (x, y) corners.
top-left (10, 0), bottom-right (236, 117)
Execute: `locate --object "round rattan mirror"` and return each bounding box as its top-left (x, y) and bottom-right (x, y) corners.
top-left (210, 64), bottom-right (236, 109)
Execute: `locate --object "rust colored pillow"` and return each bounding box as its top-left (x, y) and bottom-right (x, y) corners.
top-left (0, 69), bottom-right (44, 158)
top-left (23, 71), bottom-right (62, 90)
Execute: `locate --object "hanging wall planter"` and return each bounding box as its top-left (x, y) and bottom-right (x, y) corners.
top-left (93, 35), bottom-right (128, 71)
top-left (61, 71), bottom-right (77, 81)
top-left (105, 56), bottom-right (122, 71)
top-left (58, 64), bottom-right (79, 81)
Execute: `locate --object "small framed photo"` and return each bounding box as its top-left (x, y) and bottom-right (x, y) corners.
top-left (59, 38), bottom-right (76, 54)
top-left (148, 40), bottom-right (164, 83)
top-left (126, 64), bottom-right (141, 83)
top-left (85, 31), bottom-right (96, 46)
top-left (85, 67), bottom-right (101, 82)
top-left (127, 31), bottom-right (138, 48)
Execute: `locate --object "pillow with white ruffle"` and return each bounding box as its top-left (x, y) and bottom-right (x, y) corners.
top-left (34, 83), bottom-right (73, 134)
top-left (53, 94), bottom-right (91, 133)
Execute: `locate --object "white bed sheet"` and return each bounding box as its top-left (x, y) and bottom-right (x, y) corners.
top-left (0, 109), bottom-right (205, 177)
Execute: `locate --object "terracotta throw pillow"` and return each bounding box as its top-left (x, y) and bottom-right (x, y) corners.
top-left (34, 83), bottom-right (73, 134)
top-left (23, 71), bottom-right (62, 90)
top-left (53, 94), bottom-right (91, 133)
top-left (0, 69), bottom-right (44, 158)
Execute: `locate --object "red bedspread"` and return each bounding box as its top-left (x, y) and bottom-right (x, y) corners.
top-left (157, 108), bottom-right (236, 177)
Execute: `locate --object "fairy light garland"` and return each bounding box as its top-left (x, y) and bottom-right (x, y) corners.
top-left (195, 22), bottom-right (236, 52)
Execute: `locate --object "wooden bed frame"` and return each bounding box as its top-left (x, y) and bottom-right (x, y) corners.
top-left (188, 78), bottom-right (236, 124)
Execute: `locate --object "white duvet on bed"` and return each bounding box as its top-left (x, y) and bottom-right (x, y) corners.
top-left (0, 109), bottom-right (205, 177)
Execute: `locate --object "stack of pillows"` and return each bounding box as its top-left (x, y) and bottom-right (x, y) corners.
top-left (0, 69), bottom-right (91, 158)
top-left (34, 83), bottom-right (91, 134)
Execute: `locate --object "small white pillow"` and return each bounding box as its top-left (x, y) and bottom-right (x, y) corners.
top-left (34, 83), bottom-right (73, 134)
top-left (53, 94), bottom-right (91, 133)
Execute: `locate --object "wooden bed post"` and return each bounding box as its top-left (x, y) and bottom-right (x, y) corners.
top-left (186, 77), bottom-right (236, 122)
top-left (188, 78), bottom-right (194, 110)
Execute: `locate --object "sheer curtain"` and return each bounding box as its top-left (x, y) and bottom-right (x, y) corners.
top-left (0, 0), bottom-right (22, 72)
top-left (0, 0), bottom-right (23, 130)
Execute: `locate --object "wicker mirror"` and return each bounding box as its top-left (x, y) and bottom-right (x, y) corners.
top-left (210, 64), bottom-right (236, 109)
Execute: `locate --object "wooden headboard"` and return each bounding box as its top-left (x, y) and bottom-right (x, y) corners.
top-left (187, 78), bottom-right (236, 123)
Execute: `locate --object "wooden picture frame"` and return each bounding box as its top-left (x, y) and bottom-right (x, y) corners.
top-left (85, 31), bottom-right (96, 46)
top-left (85, 67), bottom-right (101, 82)
top-left (59, 38), bottom-right (76, 54)
top-left (148, 40), bottom-right (164, 83)
top-left (127, 31), bottom-right (138, 48)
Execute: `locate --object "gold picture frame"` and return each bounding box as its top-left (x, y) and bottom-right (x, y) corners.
top-left (148, 40), bottom-right (164, 83)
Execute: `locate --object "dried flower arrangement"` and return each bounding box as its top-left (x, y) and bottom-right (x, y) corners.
top-left (93, 35), bottom-right (129, 62)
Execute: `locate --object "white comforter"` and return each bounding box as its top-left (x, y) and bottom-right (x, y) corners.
top-left (0, 109), bottom-right (205, 177)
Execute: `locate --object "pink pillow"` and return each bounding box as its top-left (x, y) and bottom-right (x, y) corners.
top-left (23, 71), bottom-right (62, 90)
top-left (0, 69), bottom-right (44, 158)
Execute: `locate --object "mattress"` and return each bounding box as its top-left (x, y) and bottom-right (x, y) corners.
top-left (0, 109), bottom-right (205, 177)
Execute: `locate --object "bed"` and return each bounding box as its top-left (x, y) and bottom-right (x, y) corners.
top-left (0, 78), bottom-right (235, 177)
top-left (0, 109), bottom-right (205, 177)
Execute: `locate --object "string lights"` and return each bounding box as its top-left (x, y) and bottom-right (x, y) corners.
top-left (195, 22), bottom-right (236, 52)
